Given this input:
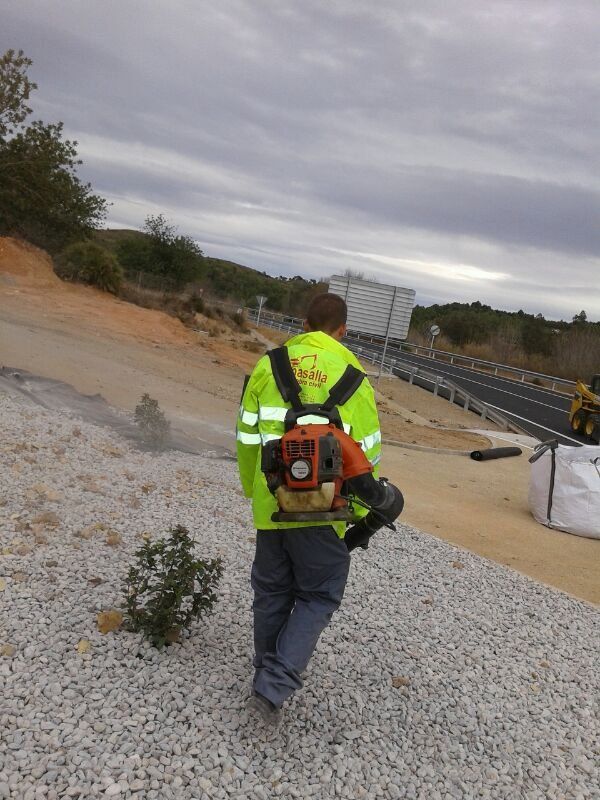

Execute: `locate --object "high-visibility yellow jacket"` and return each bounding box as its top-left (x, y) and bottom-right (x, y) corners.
top-left (236, 331), bottom-right (382, 537)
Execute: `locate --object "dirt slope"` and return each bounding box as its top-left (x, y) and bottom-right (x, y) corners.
top-left (0, 237), bottom-right (196, 348)
top-left (0, 237), bottom-right (63, 289)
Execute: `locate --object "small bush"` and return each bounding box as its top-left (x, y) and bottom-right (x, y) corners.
top-left (123, 525), bottom-right (223, 649)
top-left (244, 340), bottom-right (264, 353)
top-left (119, 283), bottom-right (164, 311)
top-left (228, 310), bottom-right (249, 332)
top-left (188, 291), bottom-right (205, 314)
top-left (134, 393), bottom-right (170, 449)
top-left (55, 241), bottom-right (123, 293)
top-left (119, 284), bottom-right (197, 327)
top-left (158, 296), bottom-right (195, 326)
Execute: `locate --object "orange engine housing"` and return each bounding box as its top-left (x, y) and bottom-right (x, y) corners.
top-left (261, 423), bottom-right (375, 520)
top-left (279, 424), bottom-right (373, 495)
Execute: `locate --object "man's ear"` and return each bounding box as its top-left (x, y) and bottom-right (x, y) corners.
top-left (332, 323), bottom-right (347, 340)
top-left (303, 320), bottom-right (310, 332)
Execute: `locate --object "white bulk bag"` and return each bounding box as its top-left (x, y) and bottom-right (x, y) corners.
top-left (529, 441), bottom-right (600, 539)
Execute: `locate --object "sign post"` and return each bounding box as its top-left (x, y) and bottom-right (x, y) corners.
top-left (377, 286), bottom-right (399, 381)
top-left (429, 323), bottom-right (441, 354)
top-left (256, 295), bottom-right (267, 327)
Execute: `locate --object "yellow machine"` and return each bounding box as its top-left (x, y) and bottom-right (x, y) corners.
top-left (569, 374), bottom-right (600, 443)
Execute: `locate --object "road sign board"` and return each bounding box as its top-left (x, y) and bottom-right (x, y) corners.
top-left (328, 275), bottom-right (415, 340)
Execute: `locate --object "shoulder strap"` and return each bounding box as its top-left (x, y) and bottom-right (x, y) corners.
top-left (240, 374), bottom-right (250, 403)
top-left (268, 347), bottom-right (304, 412)
top-left (320, 365), bottom-right (365, 411)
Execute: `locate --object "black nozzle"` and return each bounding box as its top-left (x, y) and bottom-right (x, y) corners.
top-left (344, 475), bottom-right (404, 552)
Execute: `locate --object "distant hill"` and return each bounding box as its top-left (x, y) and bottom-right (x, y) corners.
top-left (94, 228), bottom-right (325, 314)
top-left (93, 228), bottom-right (599, 379)
top-left (94, 228), bottom-right (148, 247)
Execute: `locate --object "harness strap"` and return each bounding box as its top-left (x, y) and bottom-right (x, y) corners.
top-left (268, 347), bottom-right (304, 411)
top-left (240, 374), bottom-right (250, 403)
top-left (269, 347), bottom-right (365, 415)
top-left (321, 365), bottom-right (365, 411)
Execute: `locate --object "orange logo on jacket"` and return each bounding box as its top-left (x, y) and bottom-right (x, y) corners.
top-left (290, 353), bottom-right (328, 387)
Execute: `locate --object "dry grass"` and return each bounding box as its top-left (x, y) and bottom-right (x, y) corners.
top-left (256, 326), bottom-right (290, 345)
top-left (408, 326), bottom-right (600, 382)
top-left (119, 283), bottom-right (251, 336)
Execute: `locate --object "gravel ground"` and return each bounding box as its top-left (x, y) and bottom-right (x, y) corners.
top-left (0, 391), bottom-right (598, 800)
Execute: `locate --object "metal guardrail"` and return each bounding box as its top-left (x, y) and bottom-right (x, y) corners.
top-left (245, 308), bottom-right (302, 334)
top-left (350, 337), bottom-right (575, 394)
top-left (248, 310), bottom-right (527, 436)
top-left (241, 305), bottom-right (574, 394)
top-left (346, 346), bottom-right (527, 435)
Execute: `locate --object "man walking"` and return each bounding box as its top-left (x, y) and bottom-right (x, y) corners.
top-left (236, 293), bottom-right (382, 724)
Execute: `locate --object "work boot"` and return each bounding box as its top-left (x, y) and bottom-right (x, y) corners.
top-left (246, 691), bottom-right (282, 729)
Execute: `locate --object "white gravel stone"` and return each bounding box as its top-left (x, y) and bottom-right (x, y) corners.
top-left (0, 391), bottom-right (598, 800)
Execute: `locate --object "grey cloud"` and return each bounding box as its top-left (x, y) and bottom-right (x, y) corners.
top-left (2, 0), bottom-right (600, 319)
top-left (313, 165), bottom-right (600, 257)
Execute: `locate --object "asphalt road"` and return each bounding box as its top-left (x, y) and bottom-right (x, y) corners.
top-left (346, 338), bottom-right (580, 447)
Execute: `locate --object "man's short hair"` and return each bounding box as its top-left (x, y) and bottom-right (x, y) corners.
top-left (305, 293), bottom-right (347, 333)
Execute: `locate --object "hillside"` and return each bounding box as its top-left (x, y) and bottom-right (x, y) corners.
top-left (93, 229), bottom-right (600, 381)
top-left (94, 228), bottom-right (326, 313)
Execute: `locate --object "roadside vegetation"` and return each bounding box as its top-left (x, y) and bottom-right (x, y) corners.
top-left (94, 220), bottom-right (325, 314)
top-left (409, 304), bottom-right (600, 382)
top-left (54, 241), bottom-right (123, 294)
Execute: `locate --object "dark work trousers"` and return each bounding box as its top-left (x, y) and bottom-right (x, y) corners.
top-left (251, 526), bottom-right (351, 709)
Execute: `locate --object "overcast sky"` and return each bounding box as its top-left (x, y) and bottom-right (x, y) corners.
top-left (4, 0), bottom-right (600, 320)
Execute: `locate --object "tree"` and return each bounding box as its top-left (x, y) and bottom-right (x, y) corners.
top-left (521, 317), bottom-right (553, 356)
top-left (0, 49), bottom-right (107, 252)
top-left (115, 214), bottom-right (204, 288)
top-left (0, 49), bottom-right (36, 137)
top-left (343, 268), bottom-right (365, 280)
top-left (443, 310), bottom-right (495, 346)
top-left (145, 214), bottom-right (204, 285)
top-left (572, 310), bottom-right (587, 325)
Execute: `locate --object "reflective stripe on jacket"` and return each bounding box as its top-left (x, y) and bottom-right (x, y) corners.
top-left (236, 331), bottom-right (382, 537)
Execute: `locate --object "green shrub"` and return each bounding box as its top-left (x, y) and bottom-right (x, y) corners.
top-left (134, 393), bottom-right (170, 449)
top-left (188, 291), bottom-right (204, 313)
top-left (123, 525), bottom-right (223, 649)
top-left (229, 310), bottom-right (248, 332)
top-left (55, 241), bottom-right (123, 293)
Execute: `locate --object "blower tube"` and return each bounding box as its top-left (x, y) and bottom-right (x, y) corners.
top-left (470, 447), bottom-right (522, 461)
top-left (344, 473), bottom-right (404, 552)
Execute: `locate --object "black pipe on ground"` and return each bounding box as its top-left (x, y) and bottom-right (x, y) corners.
top-left (470, 447), bottom-right (522, 461)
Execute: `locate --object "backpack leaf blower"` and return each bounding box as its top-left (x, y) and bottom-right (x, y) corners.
top-left (260, 347), bottom-right (404, 551)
